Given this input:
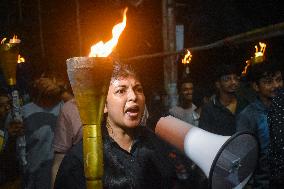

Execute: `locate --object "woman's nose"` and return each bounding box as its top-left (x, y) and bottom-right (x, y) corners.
top-left (128, 89), bottom-right (137, 101)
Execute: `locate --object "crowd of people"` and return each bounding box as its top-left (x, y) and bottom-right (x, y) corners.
top-left (0, 52), bottom-right (283, 189)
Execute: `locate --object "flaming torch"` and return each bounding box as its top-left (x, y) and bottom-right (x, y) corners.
top-left (66, 8), bottom-right (128, 189)
top-left (181, 49), bottom-right (192, 76)
top-left (242, 42), bottom-right (266, 76)
top-left (0, 35), bottom-right (20, 86)
top-left (0, 35), bottom-right (27, 169)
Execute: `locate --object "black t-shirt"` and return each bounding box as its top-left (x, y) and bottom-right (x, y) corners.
top-left (54, 126), bottom-right (177, 189)
top-left (0, 135), bottom-right (20, 185)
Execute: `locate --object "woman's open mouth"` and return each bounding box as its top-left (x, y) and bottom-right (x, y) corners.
top-left (125, 105), bottom-right (140, 118)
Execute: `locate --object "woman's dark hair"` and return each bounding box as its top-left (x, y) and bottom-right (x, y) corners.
top-left (111, 63), bottom-right (140, 83)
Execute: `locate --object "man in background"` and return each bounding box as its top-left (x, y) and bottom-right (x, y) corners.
top-left (0, 89), bottom-right (24, 188)
top-left (199, 64), bottom-right (248, 136)
top-left (22, 76), bottom-right (63, 189)
top-left (169, 77), bottom-right (197, 125)
top-left (237, 60), bottom-right (283, 189)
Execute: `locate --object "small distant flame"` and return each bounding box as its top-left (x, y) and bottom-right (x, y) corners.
top-left (182, 49), bottom-right (192, 64)
top-left (242, 42), bottom-right (267, 75)
top-left (1, 38), bottom-right (7, 44)
top-left (89, 8), bottom-right (128, 57)
top-left (9, 35), bottom-right (21, 43)
top-left (254, 42), bottom-right (266, 58)
top-left (17, 54), bottom-right (25, 64)
top-left (242, 60), bottom-right (250, 76)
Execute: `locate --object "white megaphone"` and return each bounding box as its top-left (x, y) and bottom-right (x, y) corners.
top-left (155, 116), bottom-right (259, 189)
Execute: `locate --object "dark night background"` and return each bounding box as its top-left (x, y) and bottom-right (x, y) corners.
top-left (1, 0), bottom-right (284, 101)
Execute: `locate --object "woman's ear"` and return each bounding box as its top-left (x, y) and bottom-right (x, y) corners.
top-left (104, 103), bottom-right (108, 113)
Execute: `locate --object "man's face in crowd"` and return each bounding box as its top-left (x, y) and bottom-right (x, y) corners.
top-left (254, 71), bottom-right (283, 99)
top-left (216, 74), bottom-right (240, 94)
top-left (0, 95), bottom-right (10, 119)
top-left (181, 82), bottom-right (193, 103)
top-left (105, 76), bottom-right (145, 129)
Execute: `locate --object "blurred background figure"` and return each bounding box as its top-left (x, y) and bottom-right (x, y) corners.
top-left (191, 84), bottom-right (214, 127)
top-left (237, 60), bottom-right (283, 189)
top-left (51, 97), bottom-right (81, 189)
top-left (58, 82), bottom-right (74, 103)
top-left (169, 76), bottom-right (197, 126)
top-left (168, 76), bottom-right (210, 189)
top-left (147, 89), bottom-right (168, 130)
top-left (22, 75), bottom-right (63, 189)
top-left (199, 63), bottom-right (248, 136)
top-left (1, 89), bottom-right (24, 189)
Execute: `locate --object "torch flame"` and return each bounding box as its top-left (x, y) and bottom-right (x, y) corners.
top-left (9, 35), bottom-right (21, 44)
top-left (1, 38), bottom-right (7, 44)
top-left (17, 54), bottom-right (25, 64)
top-left (242, 42), bottom-right (267, 75)
top-left (89, 8), bottom-right (128, 57)
top-left (242, 60), bottom-right (251, 76)
top-left (254, 42), bottom-right (266, 58)
top-left (182, 49), bottom-right (192, 64)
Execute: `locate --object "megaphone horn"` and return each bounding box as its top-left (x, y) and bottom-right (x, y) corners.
top-left (155, 116), bottom-right (259, 189)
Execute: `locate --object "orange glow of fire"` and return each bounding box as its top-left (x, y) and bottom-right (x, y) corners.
top-left (17, 54), bottom-right (25, 64)
top-left (182, 49), bottom-right (192, 64)
top-left (242, 42), bottom-right (267, 75)
top-left (89, 8), bottom-right (128, 57)
top-left (9, 35), bottom-right (21, 43)
top-left (254, 42), bottom-right (266, 58)
top-left (242, 60), bottom-right (251, 76)
top-left (1, 38), bottom-right (7, 44)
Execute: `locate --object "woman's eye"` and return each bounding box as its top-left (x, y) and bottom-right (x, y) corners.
top-left (116, 89), bottom-right (125, 94)
top-left (136, 87), bottom-right (144, 93)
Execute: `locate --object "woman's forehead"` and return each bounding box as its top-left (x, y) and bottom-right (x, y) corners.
top-left (111, 76), bottom-right (141, 86)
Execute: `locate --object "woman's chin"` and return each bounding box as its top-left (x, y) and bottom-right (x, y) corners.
top-left (123, 119), bottom-right (141, 129)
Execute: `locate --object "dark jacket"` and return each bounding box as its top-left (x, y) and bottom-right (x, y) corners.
top-left (236, 98), bottom-right (270, 189)
top-left (199, 95), bottom-right (248, 136)
top-left (54, 126), bottom-right (177, 189)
